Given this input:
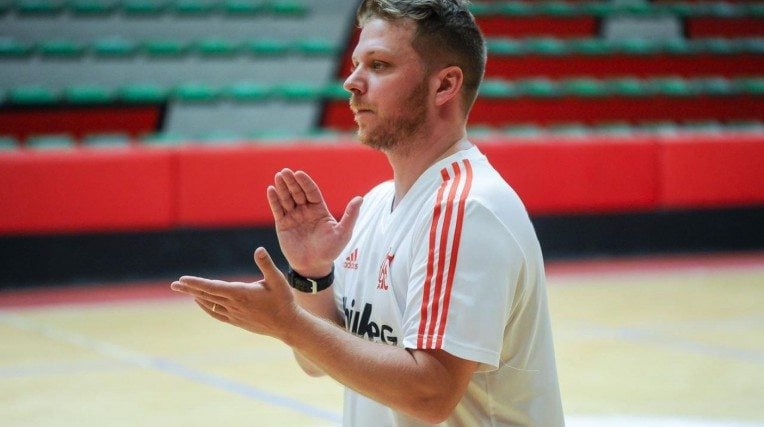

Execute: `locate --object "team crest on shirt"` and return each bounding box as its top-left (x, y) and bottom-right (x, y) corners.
top-left (343, 248), bottom-right (359, 270)
top-left (376, 251), bottom-right (394, 290)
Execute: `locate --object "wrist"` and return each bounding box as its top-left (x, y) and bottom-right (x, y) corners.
top-left (291, 264), bottom-right (334, 279)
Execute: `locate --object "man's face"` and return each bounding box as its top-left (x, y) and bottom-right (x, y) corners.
top-left (344, 18), bottom-right (430, 151)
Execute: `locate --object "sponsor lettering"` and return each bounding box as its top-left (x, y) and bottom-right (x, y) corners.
top-left (342, 297), bottom-right (397, 345)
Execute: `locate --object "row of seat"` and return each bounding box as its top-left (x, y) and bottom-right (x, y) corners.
top-left (4, 76), bottom-right (762, 105)
top-left (3, 120), bottom-right (762, 150)
top-left (469, 1), bottom-right (764, 17)
top-left (0, 0), bottom-right (309, 16)
top-left (2, 36), bottom-right (762, 59)
top-left (0, 37), bottom-right (338, 58)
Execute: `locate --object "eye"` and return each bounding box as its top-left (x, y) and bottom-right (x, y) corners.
top-left (371, 60), bottom-right (387, 71)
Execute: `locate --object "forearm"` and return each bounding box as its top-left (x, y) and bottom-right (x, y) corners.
top-left (291, 287), bottom-right (343, 376)
top-left (283, 307), bottom-right (461, 423)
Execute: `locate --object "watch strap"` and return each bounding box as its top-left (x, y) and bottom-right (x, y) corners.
top-left (288, 265), bottom-right (334, 294)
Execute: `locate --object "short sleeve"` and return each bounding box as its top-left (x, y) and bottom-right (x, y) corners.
top-left (401, 200), bottom-right (525, 370)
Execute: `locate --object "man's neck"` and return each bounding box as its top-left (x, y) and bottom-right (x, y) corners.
top-left (385, 124), bottom-right (472, 211)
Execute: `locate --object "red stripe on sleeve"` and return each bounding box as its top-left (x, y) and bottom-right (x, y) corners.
top-left (435, 159), bottom-right (474, 348)
top-left (417, 168), bottom-right (451, 348)
top-left (425, 162), bottom-right (462, 348)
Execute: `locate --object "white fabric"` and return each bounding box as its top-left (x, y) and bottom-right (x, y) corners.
top-left (333, 146), bottom-right (564, 426)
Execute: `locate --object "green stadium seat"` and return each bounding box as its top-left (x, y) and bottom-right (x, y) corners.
top-left (268, 1), bottom-right (308, 17)
top-left (662, 38), bottom-right (695, 55)
top-left (293, 38), bottom-right (338, 56)
top-left (276, 83), bottom-right (323, 101)
top-left (466, 2), bottom-right (494, 17)
top-left (0, 1), bottom-right (10, 15)
top-left (93, 37), bottom-right (138, 57)
top-left (118, 84), bottom-right (169, 103)
top-left (613, 38), bottom-right (660, 55)
top-left (8, 86), bottom-right (58, 105)
top-left (494, 2), bottom-right (532, 16)
top-left (0, 38), bottom-right (34, 58)
top-left (478, 79), bottom-right (518, 98)
top-left (502, 124), bottom-right (543, 137)
top-left (537, 1), bottom-right (578, 17)
top-left (71, 0), bottom-right (117, 15)
top-left (222, 0), bottom-right (265, 16)
top-left (518, 78), bottom-right (560, 98)
top-left (196, 38), bottom-right (239, 56)
top-left (26, 134), bottom-right (76, 150)
top-left (524, 37), bottom-right (568, 55)
top-left (173, 0), bottom-right (216, 15)
top-left (650, 77), bottom-right (696, 97)
top-left (568, 38), bottom-right (611, 55)
top-left (561, 78), bottom-right (609, 97)
top-left (746, 4), bottom-right (764, 17)
top-left (695, 77), bottom-right (737, 96)
top-left (741, 38), bottom-right (764, 54)
top-left (697, 38), bottom-right (741, 55)
top-left (549, 123), bottom-right (590, 136)
top-left (64, 85), bottom-right (115, 104)
top-left (734, 77), bottom-right (764, 95)
top-left (0, 135), bottom-right (19, 151)
top-left (322, 82), bottom-right (349, 101)
top-left (486, 38), bottom-right (524, 56)
top-left (195, 131), bottom-right (246, 145)
top-left (139, 132), bottom-right (187, 146)
top-left (591, 122), bottom-right (634, 136)
top-left (244, 38), bottom-right (290, 56)
top-left (607, 77), bottom-right (648, 97)
top-left (17, 0), bottom-right (64, 15)
top-left (83, 133), bottom-right (131, 148)
top-left (143, 39), bottom-right (188, 57)
top-left (224, 82), bottom-right (271, 101)
top-left (122, 0), bottom-right (168, 15)
top-left (38, 40), bottom-right (86, 57)
top-left (174, 82), bottom-right (219, 102)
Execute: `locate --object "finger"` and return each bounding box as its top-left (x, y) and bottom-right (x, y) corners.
top-left (274, 171), bottom-right (296, 211)
top-left (266, 186), bottom-right (286, 221)
top-left (294, 171), bottom-right (325, 205)
top-left (337, 196), bottom-right (364, 235)
top-left (195, 299), bottom-right (230, 322)
top-left (171, 276), bottom-right (233, 301)
top-left (280, 169), bottom-right (308, 206)
top-left (253, 247), bottom-right (286, 290)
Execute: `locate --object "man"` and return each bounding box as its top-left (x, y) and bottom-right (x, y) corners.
top-left (171, 0), bottom-right (564, 425)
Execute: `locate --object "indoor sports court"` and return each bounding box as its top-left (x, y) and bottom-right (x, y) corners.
top-left (1, 253), bottom-right (763, 426)
top-left (1, 0), bottom-right (763, 426)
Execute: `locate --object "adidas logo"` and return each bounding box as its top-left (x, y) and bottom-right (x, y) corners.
top-left (343, 248), bottom-right (359, 270)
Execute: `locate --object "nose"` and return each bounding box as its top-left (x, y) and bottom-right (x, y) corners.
top-left (343, 66), bottom-right (366, 96)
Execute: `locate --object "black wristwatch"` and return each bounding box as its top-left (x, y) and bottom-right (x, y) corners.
top-left (287, 265), bottom-right (334, 294)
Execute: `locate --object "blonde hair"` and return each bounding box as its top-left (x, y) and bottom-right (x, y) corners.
top-left (356, 0), bottom-right (486, 114)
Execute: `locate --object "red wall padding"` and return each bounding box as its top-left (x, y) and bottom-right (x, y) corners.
top-left (659, 133), bottom-right (764, 208)
top-left (0, 148), bottom-right (175, 234)
top-left (176, 142), bottom-right (391, 227)
top-left (0, 135), bottom-right (761, 235)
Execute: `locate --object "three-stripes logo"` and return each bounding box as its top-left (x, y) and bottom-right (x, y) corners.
top-left (343, 248), bottom-right (359, 270)
top-left (417, 158), bottom-right (474, 350)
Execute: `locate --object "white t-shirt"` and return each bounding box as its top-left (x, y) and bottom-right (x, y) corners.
top-left (333, 146), bottom-right (564, 426)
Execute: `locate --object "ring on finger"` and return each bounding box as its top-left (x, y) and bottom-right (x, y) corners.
top-left (212, 303), bottom-right (218, 313)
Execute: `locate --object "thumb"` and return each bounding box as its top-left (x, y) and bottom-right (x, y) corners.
top-left (253, 247), bottom-right (286, 289)
top-left (337, 196), bottom-right (363, 234)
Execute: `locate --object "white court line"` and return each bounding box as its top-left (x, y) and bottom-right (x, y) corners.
top-left (0, 310), bottom-right (342, 424)
top-left (561, 320), bottom-right (764, 365)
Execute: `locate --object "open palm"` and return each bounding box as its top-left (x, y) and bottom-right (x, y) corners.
top-left (267, 169), bottom-right (363, 277)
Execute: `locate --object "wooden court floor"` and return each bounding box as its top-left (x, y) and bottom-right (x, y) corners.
top-left (1, 252), bottom-right (763, 427)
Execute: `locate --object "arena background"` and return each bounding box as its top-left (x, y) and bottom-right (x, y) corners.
top-left (0, 1), bottom-right (762, 426)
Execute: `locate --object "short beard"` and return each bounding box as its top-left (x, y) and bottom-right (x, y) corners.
top-left (354, 79), bottom-right (428, 152)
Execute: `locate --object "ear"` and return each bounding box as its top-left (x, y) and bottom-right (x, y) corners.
top-left (433, 66), bottom-right (464, 107)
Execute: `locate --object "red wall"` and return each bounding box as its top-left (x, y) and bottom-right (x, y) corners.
top-left (0, 134), bottom-right (762, 235)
